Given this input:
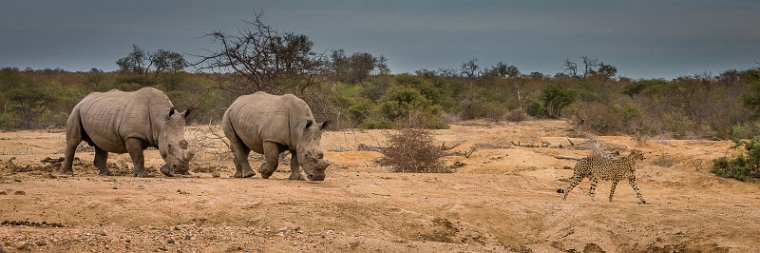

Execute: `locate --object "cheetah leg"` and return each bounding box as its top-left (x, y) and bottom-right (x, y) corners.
top-left (588, 176), bottom-right (598, 201)
top-left (628, 177), bottom-right (647, 204)
top-left (562, 175), bottom-right (582, 200)
top-left (609, 180), bottom-right (619, 202)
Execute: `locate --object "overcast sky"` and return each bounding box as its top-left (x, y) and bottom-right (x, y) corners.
top-left (1, 0), bottom-right (759, 79)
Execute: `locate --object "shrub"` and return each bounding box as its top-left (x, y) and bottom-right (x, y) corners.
top-left (540, 83), bottom-right (575, 118)
top-left (379, 128), bottom-right (451, 173)
top-left (526, 100), bottom-right (544, 117)
top-left (505, 108), bottom-right (527, 122)
top-left (651, 153), bottom-right (675, 167)
top-left (711, 136), bottom-right (760, 181)
top-left (571, 101), bottom-right (645, 135)
top-left (458, 99), bottom-right (506, 121)
top-left (379, 86), bottom-right (446, 129)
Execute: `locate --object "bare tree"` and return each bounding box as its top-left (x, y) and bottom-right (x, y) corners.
top-left (116, 45), bottom-right (147, 74)
top-left (196, 12), bottom-right (326, 94)
top-left (460, 58), bottom-right (479, 78)
top-left (581, 56), bottom-right (599, 79)
top-left (563, 56), bottom-right (616, 84)
top-left (563, 58), bottom-right (579, 79)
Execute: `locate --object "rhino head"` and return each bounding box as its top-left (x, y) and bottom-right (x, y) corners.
top-left (158, 108), bottom-right (194, 176)
top-left (296, 119), bottom-right (330, 181)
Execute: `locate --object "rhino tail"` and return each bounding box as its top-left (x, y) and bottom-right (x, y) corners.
top-left (62, 106), bottom-right (86, 174)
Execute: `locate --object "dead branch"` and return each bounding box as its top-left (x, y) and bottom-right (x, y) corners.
top-left (551, 155), bottom-right (584, 161)
top-left (357, 144), bottom-right (382, 152)
top-left (511, 140), bottom-right (551, 148)
top-left (441, 140), bottom-right (466, 151)
top-left (442, 147), bottom-right (476, 158)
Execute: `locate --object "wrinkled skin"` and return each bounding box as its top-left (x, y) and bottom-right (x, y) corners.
top-left (61, 87), bottom-right (194, 177)
top-left (222, 92), bottom-right (330, 181)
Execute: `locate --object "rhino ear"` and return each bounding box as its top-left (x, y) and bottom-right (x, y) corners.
top-left (180, 108), bottom-right (191, 120)
top-left (319, 120), bottom-right (330, 130)
top-left (166, 107), bottom-right (176, 120)
top-left (304, 119), bottom-right (314, 131)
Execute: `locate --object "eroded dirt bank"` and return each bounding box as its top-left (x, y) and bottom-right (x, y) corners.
top-left (1, 120), bottom-right (758, 252)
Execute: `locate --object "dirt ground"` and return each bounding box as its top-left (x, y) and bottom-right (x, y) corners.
top-left (1, 119), bottom-right (759, 252)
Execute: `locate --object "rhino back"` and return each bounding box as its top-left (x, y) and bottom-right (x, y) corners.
top-left (227, 92), bottom-right (314, 153)
top-left (76, 87), bottom-right (173, 153)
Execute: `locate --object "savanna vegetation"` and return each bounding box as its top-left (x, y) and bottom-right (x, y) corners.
top-left (2, 13), bottom-right (760, 176)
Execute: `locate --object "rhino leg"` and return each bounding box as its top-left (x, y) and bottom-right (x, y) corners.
top-left (93, 146), bottom-right (112, 176)
top-left (288, 152), bottom-right (305, 181)
top-left (126, 138), bottom-right (148, 177)
top-left (258, 142), bottom-right (280, 179)
top-left (227, 134), bottom-right (255, 178)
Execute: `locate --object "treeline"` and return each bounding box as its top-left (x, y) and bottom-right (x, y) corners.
top-left (2, 12), bottom-right (760, 141)
top-left (2, 65), bottom-right (760, 140)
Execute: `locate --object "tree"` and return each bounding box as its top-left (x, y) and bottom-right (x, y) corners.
top-left (581, 56), bottom-right (599, 79)
top-left (330, 50), bottom-right (386, 83)
top-left (5, 83), bottom-right (54, 128)
top-left (197, 12), bottom-right (325, 94)
top-left (483, 62), bottom-right (520, 78)
top-left (116, 45), bottom-right (147, 74)
top-left (376, 55), bottom-right (390, 75)
top-left (116, 46), bottom-right (186, 77)
top-left (541, 84), bottom-right (575, 118)
top-left (563, 56), bottom-right (617, 84)
top-left (562, 59), bottom-right (579, 79)
top-left (595, 63), bottom-right (618, 85)
top-left (148, 49), bottom-right (187, 77)
top-left (460, 58), bottom-right (479, 78)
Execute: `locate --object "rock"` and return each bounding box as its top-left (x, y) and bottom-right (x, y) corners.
top-left (167, 239), bottom-right (175, 244)
top-left (14, 241), bottom-right (30, 251)
top-left (583, 243), bottom-right (606, 253)
top-left (13, 191), bottom-right (25, 195)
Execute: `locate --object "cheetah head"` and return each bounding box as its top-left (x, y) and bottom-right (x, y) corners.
top-left (629, 149), bottom-right (645, 161)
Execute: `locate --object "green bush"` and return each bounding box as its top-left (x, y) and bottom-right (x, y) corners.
top-left (712, 136), bottom-right (760, 181)
top-left (540, 84), bottom-right (575, 118)
top-left (378, 85), bottom-right (446, 128)
top-left (527, 100), bottom-right (544, 118)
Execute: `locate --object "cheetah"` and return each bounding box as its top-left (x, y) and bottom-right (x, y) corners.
top-left (562, 150), bottom-right (647, 204)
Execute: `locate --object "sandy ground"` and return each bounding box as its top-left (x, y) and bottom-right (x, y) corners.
top-left (1, 119), bottom-right (759, 252)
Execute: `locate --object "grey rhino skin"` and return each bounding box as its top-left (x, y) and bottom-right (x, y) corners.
top-left (61, 87), bottom-right (194, 177)
top-left (222, 91), bottom-right (330, 181)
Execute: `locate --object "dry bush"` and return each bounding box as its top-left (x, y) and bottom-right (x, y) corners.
top-left (651, 153), bottom-right (675, 167)
top-left (505, 108), bottom-right (527, 122)
top-left (379, 128), bottom-right (451, 173)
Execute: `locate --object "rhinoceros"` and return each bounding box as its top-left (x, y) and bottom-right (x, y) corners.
top-left (222, 91), bottom-right (330, 181)
top-left (60, 87), bottom-right (194, 177)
